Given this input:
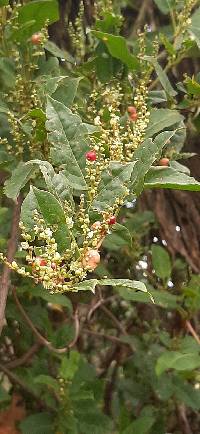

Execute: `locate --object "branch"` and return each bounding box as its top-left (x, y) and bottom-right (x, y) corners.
top-left (177, 404), bottom-right (193, 434)
top-left (0, 361), bottom-right (54, 411)
top-left (185, 320), bottom-right (200, 345)
top-left (84, 328), bottom-right (131, 346)
top-left (100, 305), bottom-right (127, 335)
top-left (13, 288), bottom-right (79, 354)
top-left (5, 342), bottom-right (42, 369)
top-left (0, 196), bottom-right (22, 335)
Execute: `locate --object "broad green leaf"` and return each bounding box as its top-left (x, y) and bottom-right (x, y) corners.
top-left (100, 279), bottom-right (147, 292)
top-left (73, 279), bottom-right (98, 293)
top-left (153, 0), bottom-right (175, 14)
top-left (34, 375), bottom-right (59, 391)
top-left (102, 223), bottom-right (132, 251)
top-left (20, 413), bottom-right (54, 434)
top-left (46, 97), bottom-right (88, 190)
top-left (33, 187), bottom-right (71, 250)
top-left (189, 7), bottom-right (200, 48)
top-left (44, 41), bottom-right (74, 63)
top-left (122, 415), bottom-right (155, 434)
top-left (145, 56), bottom-right (176, 97)
top-left (156, 351), bottom-right (200, 376)
top-left (131, 131), bottom-right (176, 194)
top-left (17, 0), bottom-right (59, 39)
top-left (145, 109), bottom-right (183, 139)
top-left (173, 377), bottom-right (200, 410)
top-left (21, 188), bottom-right (38, 231)
top-left (151, 245), bottom-right (172, 280)
top-left (116, 287), bottom-right (179, 309)
top-left (24, 285), bottom-right (72, 311)
top-left (148, 90), bottom-right (167, 104)
top-left (52, 77), bottom-right (81, 107)
top-left (92, 161), bottom-right (135, 211)
top-left (144, 167), bottom-right (200, 191)
top-left (92, 31), bottom-right (140, 70)
top-left (21, 186), bottom-right (71, 251)
top-left (4, 162), bottom-right (35, 199)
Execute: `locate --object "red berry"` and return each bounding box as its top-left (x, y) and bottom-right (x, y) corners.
top-left (85, 150), bottom-right (97, 161)
top-left (158, 158), bottom-right (170, 167)
top-left (108, 216), bottom-right (116, 225)
top-left (39, 258), bottom-right (47, 266)
top-left (127, 106), bottom-right (137, 114)
top-left (130, 112), bottom-right (138, 121)
top-left (31, 33), bottom-right (42, 45)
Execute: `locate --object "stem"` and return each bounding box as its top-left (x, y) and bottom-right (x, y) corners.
top-left (0, 196), bottom-right (22, 335)
top-left (13, 287), bottom-right (79, 354)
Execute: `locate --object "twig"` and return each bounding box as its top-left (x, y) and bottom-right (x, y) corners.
top-left (177, 404), bottom-right (193, 434)
top-left (0, 196), bottom-right (22, 335)
top-left (5, 342), bottom-right (42, 369)
top-left (100, 305), bottom-right (127, 335)
top-left (84, 328), bottom-right (131, 346)
top-left (68, 308), bottom-right (80, 348)
top-left (87, 295), bottom-right (116, 321)
top-left (185, 320), bottom-right (200, 345)
top-left (0, 361), bottom-right (54, 411)
top-left (13, 288), bottom-right (79, 354)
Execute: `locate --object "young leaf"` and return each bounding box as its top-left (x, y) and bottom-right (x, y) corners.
top-left (144, 167), bottom-right (200, 191)
top-left (151, 244), bottom-right (172, 280)
top-left (92, 31), bottom-right (140, 71)
top-left (46, 97), bottom-right (88, 191)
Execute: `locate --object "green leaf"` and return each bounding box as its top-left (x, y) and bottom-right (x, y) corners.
top-left (116, 287), bottom-right (179, 309)
top-left (44, 41), bottom-right (74, 63)
top-left (92, 31), bottom-right (140, 70)
top-left (156, 351), bottom-right (200, 376)
top-left (52, 76), bottom-right (81, 107)
top-left (145, 56), bottom-right (176, 96)
top-left (17, 0), bottom-right (59, 39)
top-left (46, 97), bottom-right (88, 190)
top-left (20, 413), bottom-right (54, 434)
top-left (102, 223), bottom-right (132, 251)
top-left (34, 375), bottom-right (59, 391)
top-left (0, 0), bottom-right (9, 6)
top-left (0, 386), bottom-right (10, 403)
top-left (26, 285), bottom-right (72, 311)
top-left (4, 162), bottom-right (35, 199)
top-left (21, 186), bottom-right (71, 251)
top-left (145, 109), bottom-right (183, 139)
top-left (189, 7), bottom-right (200, 49)
top-left (33, 187), bottom-right (71, 250)
top-left (60, 351), bottom-right (80, 381)
top-left (185, 76), bottom-right (200, 96)
top-left (73, 279), bottom-right (98, 293)
top-left (92, 161), bottom-right (135, 211)
top-left (153, 0), bottom-right (175, 14)
top-left (122, 415), bottom-right (155, 434)
top-left (151, 245), bottom-right (172, 280)
top-left (131, 131), bottom-right (176, 195)
top-left (100, 279), bottom-right (147, 292)
top-left (144, 167), bottom-right (200, 191)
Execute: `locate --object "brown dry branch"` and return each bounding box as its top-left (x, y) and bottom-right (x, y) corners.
top-left (0, 196), bottom-right (22, 335)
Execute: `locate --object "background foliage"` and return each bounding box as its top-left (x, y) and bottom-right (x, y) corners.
top-left (0, 0), bottom-right (200, 433)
